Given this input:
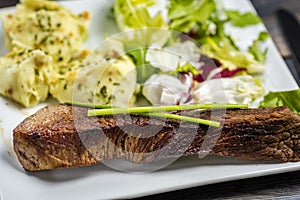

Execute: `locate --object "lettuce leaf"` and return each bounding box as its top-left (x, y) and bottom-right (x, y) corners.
top-left (125, 43), bottom-right (160, 83)
top-left (114, 0), bottom-right (167, 31)
top-left (200, 28), bottom-right (265, 74)
top-left (259, 89), bottom-right (300, 114)
top-left (225, 10), bottom-right (261, 27)
top-left (168, 0), bottom-right (216, 33)
top-left (248, 31), bottom-right (269, 63)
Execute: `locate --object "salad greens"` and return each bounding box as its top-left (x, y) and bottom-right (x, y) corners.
top-left (168, 0), bottom-right (268, 74)
top-left (112, 0), bottom-right (269, 106)
top-left (259, 89), bottom-right (300, 114)
top-left (114, 0), bottom-right (269, 75)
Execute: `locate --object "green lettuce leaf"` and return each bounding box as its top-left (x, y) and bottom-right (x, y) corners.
top-left (168, 0), bottom-right (216, 33)
top-left (201, 38), bottom-right (264, 74)
top-left (125, 43), bottom-right (160, 83)
top-left (259, 89), bottom-right (300, 114)
top-left (225, 10), bottom-right (261, 27)
top-left (114, 0), bottom-right (167, 31)
top-left (200, 19), bottom-right (265, 74)
top-left (248, 31), bottom-right (269, 63)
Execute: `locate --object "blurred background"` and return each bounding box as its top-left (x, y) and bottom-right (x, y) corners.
top-left (250, 0), bottom-right (300, 58)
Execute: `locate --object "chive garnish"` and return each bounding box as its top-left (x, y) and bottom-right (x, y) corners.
top-left (145, 112), bottom-right (220, 127)
top-left (87, 104), bottom-right (248, 116)
top-left (65, 102), bottom-right (248, 127)
top-left (64, 101), bottom-right (112, 108)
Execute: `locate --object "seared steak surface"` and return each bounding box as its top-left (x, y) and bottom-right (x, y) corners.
top-left (13, 104), bottom-right (300, 171)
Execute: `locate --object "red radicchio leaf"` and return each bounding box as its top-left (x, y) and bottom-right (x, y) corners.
top-left (199, 55), bottom-right (222, 67)
top-left (178, 53), bottom-right (246, 82)
top-left (212, 68), bottom-right (246, 79)
top-left (193, 65), bottom-right (217, 82)
top-left (193, 55), bottom-right (246, 82)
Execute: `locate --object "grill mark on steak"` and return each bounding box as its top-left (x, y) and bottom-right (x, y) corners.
top-left (13, 104), bottom-right (300, 171)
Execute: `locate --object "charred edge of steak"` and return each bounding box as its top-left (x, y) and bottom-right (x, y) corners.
top-left (13, 104), bottom-right (300, 171)
top-left (186, 107), bottom-right (300, 162)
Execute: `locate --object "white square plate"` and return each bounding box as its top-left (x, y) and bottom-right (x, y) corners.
top-left (0, 0), bottom-right (299, 199)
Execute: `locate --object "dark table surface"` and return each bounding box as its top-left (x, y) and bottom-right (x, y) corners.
top-left (1, 0), bottom-right (300, 199)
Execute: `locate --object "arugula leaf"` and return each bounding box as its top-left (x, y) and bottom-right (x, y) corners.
top-left (248, 31), bottom-right (269, 63)
top-left (259, 89), bottom-right (300, 114)
top-left (225, 10), bottom-right (261, 27)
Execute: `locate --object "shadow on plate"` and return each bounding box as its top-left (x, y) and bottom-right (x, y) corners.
top-left (28, 163), bottom-right (113, 183)
top-left (161, 155), bottom-right (280, 172)
top-left (1, 150), bottom-right (22, 171)
top-left (16, 154), bottom-right (280, 183)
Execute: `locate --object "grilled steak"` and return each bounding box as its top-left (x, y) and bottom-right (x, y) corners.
top-left (13, 104), bottom-right (300, 171)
